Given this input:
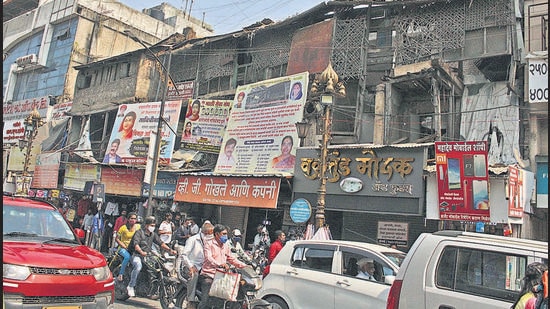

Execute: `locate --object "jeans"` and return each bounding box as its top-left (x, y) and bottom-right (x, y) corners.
top-left (129, 255), bottom-right (143, 288)
top-left (118, 248), bottom-right (131, 277)
top-left (197, 275), bottom-right (213, 309)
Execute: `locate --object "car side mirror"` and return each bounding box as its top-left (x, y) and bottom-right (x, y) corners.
top-left (74, 228), bottom-right (86, 242)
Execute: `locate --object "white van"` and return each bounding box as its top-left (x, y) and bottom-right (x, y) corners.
top-left (387, 230), bottom-right (548, 309)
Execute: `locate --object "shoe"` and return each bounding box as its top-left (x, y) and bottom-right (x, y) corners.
top-left (117, 274), bottom-right (123, 281)
top-left (149, 294), bottom-right (160, 300)
top-left (127, 286), bottom-right (135, 297)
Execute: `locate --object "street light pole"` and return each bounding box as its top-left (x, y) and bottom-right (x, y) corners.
top-left (124, 30), bottom-right (178, 217)
top-left (19, 107), bottom-right (44, 177)
top-left (305, 63), bottom-right (346, 229)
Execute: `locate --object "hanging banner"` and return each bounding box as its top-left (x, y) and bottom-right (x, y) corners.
top-left (100, 167), bottom-right (144, 197)
top-left (508, 165), bottom-right (522, 217)
top-left (63, 163), bottom-right (101, 191)
top-left (173, 175), bottom-right (280, 208)
top-left (31, 152), bottom-right (61, 189)
top-left (214, 72), bottom-right (308, 176)
top-left (435, 141), bottom-right (490, 222)
top-left (106, 101), bottom-right (182, 165)
top-left (180, 99), bottom-right (232, 153)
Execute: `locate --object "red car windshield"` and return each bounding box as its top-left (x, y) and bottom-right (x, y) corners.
top-left (4, 204), bottom-right (76, 240)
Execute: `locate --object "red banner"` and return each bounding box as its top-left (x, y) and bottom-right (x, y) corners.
top-left (173, 176), bottom-right (280, 208)
top-left (100, 167), bottom-right (144, 196)
top-left (435, 141), bottom-right (490, 222)
top-left (508, 165), bottom-right (523, 218)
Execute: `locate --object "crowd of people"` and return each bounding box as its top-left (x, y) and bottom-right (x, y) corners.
top-left (72, 202), bottom-right (286, 308)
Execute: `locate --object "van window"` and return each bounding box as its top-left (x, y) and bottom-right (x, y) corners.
top-left (436, 246), bottom-right (527, 302)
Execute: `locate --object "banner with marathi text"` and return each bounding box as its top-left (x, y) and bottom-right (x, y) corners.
top-left (435, 141), bottom-right (490, 222)
top-left (106, 101), bottom-right (182, 165)
top-left (214, 72), bottom-right (308, 176)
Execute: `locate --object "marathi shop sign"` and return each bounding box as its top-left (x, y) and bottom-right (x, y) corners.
top-left (435, 141), bottom-right (490, 222)
top-left (174, 176), bottom-right (280, 208)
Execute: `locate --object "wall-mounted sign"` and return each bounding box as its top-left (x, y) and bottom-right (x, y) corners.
top-left (340, 177), bottom-right (363, 193)
top-left (377, 221), bottom-right (409, 247)
top-left (289, 198), bottom-right (312, 223)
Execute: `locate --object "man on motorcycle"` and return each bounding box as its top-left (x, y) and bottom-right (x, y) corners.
top-left (198, 224), bottom-right (247, 309)
top-left (180, 222), bottom-right (214, 309)
top-left (127, 216), bottom-right (177, 298)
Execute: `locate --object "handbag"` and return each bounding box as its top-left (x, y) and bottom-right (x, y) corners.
top-left (209, 270), bottom-right (241, 301)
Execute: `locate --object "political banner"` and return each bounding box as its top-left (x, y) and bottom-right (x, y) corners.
top-left (214, 72), bottom-right (308, 176)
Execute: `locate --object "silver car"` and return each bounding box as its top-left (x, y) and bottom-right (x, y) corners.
top-left (257, 239), bottom-right (406, 309)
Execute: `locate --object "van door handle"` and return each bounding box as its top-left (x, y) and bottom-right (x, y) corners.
top-left (439, 306), bottom-right (455, 309)
top-left (286, 268), bottom-right (298, 275)
top-left (336, 280), bottom-right (351, 286)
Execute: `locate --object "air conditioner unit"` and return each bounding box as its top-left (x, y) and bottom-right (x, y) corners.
top-left (16, 54), bottom-right (38, 67)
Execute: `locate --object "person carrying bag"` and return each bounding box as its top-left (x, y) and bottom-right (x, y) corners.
top-left (209, 269), bottom-right (241, 302)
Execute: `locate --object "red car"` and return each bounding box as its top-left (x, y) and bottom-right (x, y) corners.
top-left (3, 195), bottom-right (114, 309)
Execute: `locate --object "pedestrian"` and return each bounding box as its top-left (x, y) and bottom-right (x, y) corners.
top-left (90, 208), bottom-right (104, 251)
top-left (126, 216), bottom-right (176, 299)
top-left (253, 224), bottom-right (270, 252)
top-left (174, 217), bottom-right (199, 246)
top-left (262, 230), bottom-right (285, 277)
top-left (114, 212), bottom-right (140, 282)
top-left (198, 224), bottom-right (246, 309)
top-left (112, 209), bottom-right (127, 251)
top-left (158, 212), bottom-right (174, 247)
top-left (180, 222), bottom-right (214, 309)
top-left (512, 262), bottom-right (548, 309)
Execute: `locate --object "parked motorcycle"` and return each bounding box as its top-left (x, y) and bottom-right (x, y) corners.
top-left (174, 258), bottom-right (271, 309)
top-left (110, 250), bottom-right (180, 309)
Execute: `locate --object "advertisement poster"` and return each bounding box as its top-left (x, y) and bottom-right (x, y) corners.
top-left (435, 141), bottom-right (490, 221)
top-left (31, 152), bottom-right (61, 189)
top-left (100, 167), bottom-right (144, 197)
top-left (180, 99), bottom-right (232, 153)
top-left (63, 163), bottom-right (101, 191)
top-left (3, 96), bottom-right (49, 144)
top-left (214, 72), bottom-right (309, 176)
top-left (508, 165), bottom-right (522, 217)
top-left (166, 81), bottom-right (194, 101)
top-left (174, 175), bottom-right (280, 208)
top-left (106, 101), bottom-right (182, 165)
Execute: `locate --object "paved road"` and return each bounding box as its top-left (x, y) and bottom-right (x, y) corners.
top-left (115, 296), bottom-right (163, 308)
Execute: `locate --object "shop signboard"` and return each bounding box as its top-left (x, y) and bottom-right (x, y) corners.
top-left (106, 101), bottom-right (182, 165)
top-left (31, 152), bottom-right (61, 189)
top-left (435, 141), bottom-right (490, 222)
top-left (174, 175), bottom-right (280, 208)
top-left (63, 163), bottom-right (101, 191)
top-left (214, 72), bottom-right (308, 176)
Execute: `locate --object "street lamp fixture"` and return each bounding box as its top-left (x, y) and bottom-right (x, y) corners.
top-left (124, 30), bottom-right (180, 217)
top-left (307, 62), bottom-right (346, 229)
top-left (295, 120), bottom-right (310, 147)
top-left (20, 107), bottom-right (45, 176)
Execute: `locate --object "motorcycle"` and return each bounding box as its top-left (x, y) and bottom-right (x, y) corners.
top-left (174, 256), bottom-right (271, 309)
top-left (109, 249), bottom-right (180, 309)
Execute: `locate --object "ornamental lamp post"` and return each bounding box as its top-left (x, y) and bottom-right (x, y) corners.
top-left (19, 107), bottom-right (45, 176)
top-left (304, 62), bottom-right (346, 229)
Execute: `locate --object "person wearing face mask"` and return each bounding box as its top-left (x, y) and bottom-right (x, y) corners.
top-left (198, 224), bottom-right (246, 309)
top-left (179, 222), bottom-right (214, 309)
top-left (126, 216), bottom-right (176, 298)
top-left (228, 228), bottom-right (251, 263)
